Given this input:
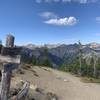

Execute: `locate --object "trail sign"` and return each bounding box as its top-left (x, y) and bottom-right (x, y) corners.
top-left (0, 55), bottom-right (20, 64)
top-left (0, 35), bottom-right (22, 100)
top-left (0, 47), bottom-right (21, 64)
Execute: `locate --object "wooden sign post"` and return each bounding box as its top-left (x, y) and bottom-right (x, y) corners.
top-left (0, 63), bottom-right (16, 100)
top-left (0, 35), bottom-right (21, 100)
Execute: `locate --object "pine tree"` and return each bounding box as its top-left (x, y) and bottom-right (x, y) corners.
top-left (0, 40), bottom-right (2, 53)
top-left (83, 51), bottom-right (100, 78)
top-left (43, 46), bottom-right (52, 67)
top-left (78, 40), bottom-right (83, 75)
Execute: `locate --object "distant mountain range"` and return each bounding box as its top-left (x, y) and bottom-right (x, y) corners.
top-left (24, 42), bottom-right (100, 50)
top-left (24, 43), bottom-right (63, 49)
top-left (21, 43), bottom-right (100, 67)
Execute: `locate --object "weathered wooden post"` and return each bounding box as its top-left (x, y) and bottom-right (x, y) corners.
top-left (0, 34), bottom-right (21, 100)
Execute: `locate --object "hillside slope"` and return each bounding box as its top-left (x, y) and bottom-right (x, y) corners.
top-left (12, 66), bottom-right (100, 100)
top-left (22, 44), bottom-right (98, 66)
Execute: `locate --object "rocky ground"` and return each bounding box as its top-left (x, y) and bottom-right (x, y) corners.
top-left (11, 65), bottom-right (100, 100)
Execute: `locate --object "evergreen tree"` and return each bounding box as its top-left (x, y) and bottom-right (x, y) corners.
top-left (31, 55), bottom-right (37, 65)
top-left (0, 40), bottom-right (2, 53)
top-left (78, 40), bottom-right (83, 75)
top-left (83, 51), bottom-right (100, 78)
top-left (42, 46), bottom-right (52, 67)
top-left (0, 40), bottom-right (2, 45)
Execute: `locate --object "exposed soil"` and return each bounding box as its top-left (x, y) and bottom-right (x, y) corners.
top-left (11, 66), bottom-right (100, 100)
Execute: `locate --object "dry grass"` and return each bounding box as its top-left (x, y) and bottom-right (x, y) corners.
top-left (42, 67), bottom-right (51, 72)
top-left (81, 77), bottom-right (100, 83)
top-left (21, 64), bottom-right (32, 70)
top-left (16, 68), bottom-right (25, 75)
top-left (30, 69), bottom-right (39, 77)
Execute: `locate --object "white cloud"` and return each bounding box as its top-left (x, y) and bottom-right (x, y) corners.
top-left (62, 0), bottom-right (71, 2)
top-left (44, 17), bottom-right (78, 26)
top-left (40, 12), bottom-right (58, 19)
top-left (78, 0), bottom-right (88, 4)
top-left (88, 0), bottom-right (98, 3)
top-left (96, 17), bottom-right (100, 23)
top-left (44, 0), bottom-right (51, 3)
top-left (69, 0), bottom-right (97, 4)
top-left (54, 0), bottom-right (60, 2)
top-left (35, 0), bottom-right (42, 3)
top-left (96, 33), bottom-right (100, 36)
top-left (35, 0), bottom-right (98, 3)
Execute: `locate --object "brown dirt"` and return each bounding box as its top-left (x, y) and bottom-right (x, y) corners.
top-left (11, 66), bottom-right (100, 100)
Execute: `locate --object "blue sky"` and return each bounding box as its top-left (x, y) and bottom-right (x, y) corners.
top-left (0, 0), bottom-right (100, 45)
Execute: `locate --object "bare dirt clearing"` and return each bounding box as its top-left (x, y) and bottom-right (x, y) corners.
top-left (12, 66), bottom-right (100, 100)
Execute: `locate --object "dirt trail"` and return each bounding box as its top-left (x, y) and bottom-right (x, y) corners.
top-left (13, 66), bottom-right (100, 100)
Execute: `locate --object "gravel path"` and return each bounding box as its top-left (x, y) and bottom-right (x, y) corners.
top-left (13, 66), bottom-right (100, 100)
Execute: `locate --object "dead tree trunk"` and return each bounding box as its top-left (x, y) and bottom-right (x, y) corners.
top-left (17, 82), bottom-right (30, 100)
top-left (10, 82), bottom-right (30, 100)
